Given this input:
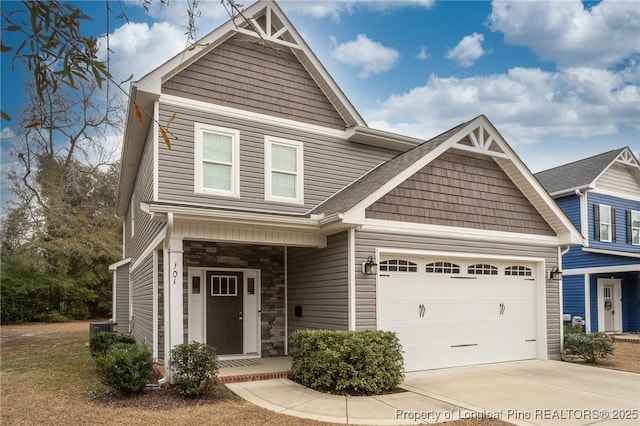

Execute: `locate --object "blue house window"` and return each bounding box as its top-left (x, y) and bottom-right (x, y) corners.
top-left (630, 210), bottom-right (640, 245)
top-left (594, 204), bottom-right (616, 242)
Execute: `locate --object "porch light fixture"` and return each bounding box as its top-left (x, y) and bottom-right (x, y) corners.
top-left (362, 256), bottom-right (378, 275)
top-left (549, 267), bottom-right (562, 281)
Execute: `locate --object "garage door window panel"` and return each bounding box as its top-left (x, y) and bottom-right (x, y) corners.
top-left (380, 259), bottom-right (418, 272)
top-left (505, 265), bottom-right (532, 277)
top-left (425, 262), bottom-right (460, 274)
top-left (468, 264), bottom-right (498, 275)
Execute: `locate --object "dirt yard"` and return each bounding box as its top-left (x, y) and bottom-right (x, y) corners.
top-left (1, 321), bottom-right (509, 426)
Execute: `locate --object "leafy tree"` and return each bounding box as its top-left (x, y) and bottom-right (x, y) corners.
top-left (0, 79), bottom-right (123, 324)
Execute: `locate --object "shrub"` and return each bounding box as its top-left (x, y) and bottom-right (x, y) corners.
top-left (564, 324), bottom-right (583, 336)
top-left (564, 333), bottom-right (614, 363)
top-left (95, 343), bottom-right (154, 393)
top-left (289, 329), bottom-right (404, 395)
top-left (89, 332), bottom-right (136, 358)
top-left (169, 342), bottom-right (218, 397)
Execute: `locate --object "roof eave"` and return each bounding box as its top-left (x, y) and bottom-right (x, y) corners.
top-left (346, 126), bottom-right (424, 151)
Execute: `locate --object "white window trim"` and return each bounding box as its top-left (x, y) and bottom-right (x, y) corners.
top-left (194, 123), bottom-right (240, 197)
top-left (264, 136), bottom-right (304, 205)
top-left (632, 210), bottom-right (640, 246)
top-left (599, 204), bottom-right (612, 242)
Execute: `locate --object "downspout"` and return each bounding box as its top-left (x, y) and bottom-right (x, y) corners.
top-left (558, 244), bottom-right (571, 354)
top-left (157, 212), bottom-right (174, 386)
top-left (575, 189), bottom-right (588, 245)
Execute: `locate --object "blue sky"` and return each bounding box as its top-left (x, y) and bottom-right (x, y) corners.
top-left (1, 0), bottom-right (639, 205)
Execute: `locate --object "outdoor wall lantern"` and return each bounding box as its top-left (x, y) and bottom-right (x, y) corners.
top-left (548, 267), bottom-right (562, 281)
top-left (362, 256), bottom-right (378, 275)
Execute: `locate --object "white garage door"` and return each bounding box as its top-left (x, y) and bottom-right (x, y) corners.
top-left (378, 257), bottom-right (538, 372)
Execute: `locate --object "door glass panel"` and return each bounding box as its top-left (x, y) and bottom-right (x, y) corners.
top-left (247, 277), bottom-right (255, 295)
top-left (192, 276), bottom-right (200, 294)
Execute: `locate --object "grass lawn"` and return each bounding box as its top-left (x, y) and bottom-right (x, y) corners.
top-left (1, 321), bottom-right (507, 426)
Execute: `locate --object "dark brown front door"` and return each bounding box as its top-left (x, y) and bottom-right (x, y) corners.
top-left (206, 271), bottom-right (243, 355)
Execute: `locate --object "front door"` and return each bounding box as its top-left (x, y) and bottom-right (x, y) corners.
top-left (598, 278), bottom-right (622, 333)
top-left (206, 271), bottom-right (243, 354)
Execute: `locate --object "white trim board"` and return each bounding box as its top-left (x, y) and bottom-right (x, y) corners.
top-left (160, 94), bottom-right (348, 139)
top-left (130, 229), bottom-right (167, 272)
top-left (563, 264), bottom-right (640, 275)
top-left (582, 247), bottom-right (640, 259)
top-left (361, 219), bottom-right (561, 247)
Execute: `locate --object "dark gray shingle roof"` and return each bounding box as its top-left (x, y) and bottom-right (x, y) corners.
top-left (311, 118), bottom-right (475, 216)
top-left (534, 148), bottom-right (626, 194)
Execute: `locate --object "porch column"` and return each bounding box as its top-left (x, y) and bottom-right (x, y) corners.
top-left (167, 237), bottom-right (184, 353)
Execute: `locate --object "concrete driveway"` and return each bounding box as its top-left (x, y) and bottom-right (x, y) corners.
top-left (402, 360), bottom-right (640, 425)
top-left (229, 359), bottom-right (639, 425)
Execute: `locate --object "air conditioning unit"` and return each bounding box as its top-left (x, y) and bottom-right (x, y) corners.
top-left (89, 321), bottom-right (117, 338)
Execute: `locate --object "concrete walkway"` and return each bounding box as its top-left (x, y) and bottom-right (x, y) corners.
top-left (226, 360), bottom-right (640, 425)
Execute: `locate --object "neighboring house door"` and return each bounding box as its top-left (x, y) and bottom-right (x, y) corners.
top-left (206, 271), bottom-right (244, 354)
top-left (597, 278), bottom-right (622, 333)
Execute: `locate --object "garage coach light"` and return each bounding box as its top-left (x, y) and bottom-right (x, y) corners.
top-left (362, 256), bottom-right (378, 275)
top-left (548, 267), bottom-right (562, 281)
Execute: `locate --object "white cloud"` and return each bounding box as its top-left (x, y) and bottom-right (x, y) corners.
top-left (99, 21), bottom-right (186, 86)
top-left (446, 33), bottom-right (485, 67)
top-left (490, 0), bottom-right (640, 68)
top-left (127, 0), bottom-right (229, 32)
top-left (365, 64), bottom-right (640, 147)
top-left (332, 34), bottom-right (400, 78)
top-left (1, 127), bottom-right (16, 140)
top-left (417, 46), bottom-right (430, 60)
top-left (280, 1), bottom-right (435, 21)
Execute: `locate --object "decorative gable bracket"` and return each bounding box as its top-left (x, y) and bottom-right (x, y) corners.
top-left (615, 149), bottom-right (639, 168)
top-left (234, 2), bottom-right (302, 50)
top-left (452, 124), bottom-right (509, 159)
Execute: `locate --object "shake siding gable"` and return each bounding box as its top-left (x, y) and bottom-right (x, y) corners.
top-left (162, 35), bottom-right (346, 130)
top-left (287, 231), bottom-right (349, 333)
top-left (156, 104), bottom-right (398, 213)
top-left (366, 150), bottom-right (555, 236)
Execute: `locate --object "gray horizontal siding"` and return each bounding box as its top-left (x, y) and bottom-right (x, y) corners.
top-left (596, 163), bottom-right (640, 196)
top-left (163, 35), bottom-right (345, 130)
top-left (366, 150), bottom-right (556, 236)
top-left (130, 253), bottom-right (154, 351)
top-left (287, 231), bottom-right (349, 332)
top-left (114, 263), bottom-right (130, 333)
top-left (129, 131), bottom-right (165, 262)
top-left (157, 103), bottom-right (397, 213)
top-left (354, 230), bottom-right (561, 358)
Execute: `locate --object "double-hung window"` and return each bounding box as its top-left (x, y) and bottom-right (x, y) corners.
top-left (194, 123), bottom-right (240, 197)
top-left (265, 136), bottom-right (303, 204)
top-left (595, 204), bottom-right (614, 242)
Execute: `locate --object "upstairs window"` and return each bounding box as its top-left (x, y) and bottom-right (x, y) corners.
top-left (629, 210), bottom-right (640, 245)
top-left (265, 136), bottom-right (303, 204)
top-left (594, 204), bottom-right (615, 242)
top-left (194, 123), bottom-right (240, 197)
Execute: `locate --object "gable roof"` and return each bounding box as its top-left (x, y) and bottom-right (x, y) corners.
top-left (116, 0), bottom-right (365, 216)
top-left (535, 147), bottom-right (639, 196)
top-left (313, 115), bottom-right (583, 245)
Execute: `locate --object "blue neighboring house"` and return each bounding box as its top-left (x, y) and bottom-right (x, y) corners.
top-left (535, 147), bottom-right (640, 334)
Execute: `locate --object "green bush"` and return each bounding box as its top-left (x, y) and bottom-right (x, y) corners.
top-left (95, 343), bottom-right (154, 393)
top-left (169, 342), bottom-right (219, 397)
top-left (89, 331), bottom-right (136, 358)
top-left (564, 324), bottom-right (583, 336)
top-left (289, 330), bottom-right (404, 395)
top-left (564, 333), bottom-right (614, 363)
